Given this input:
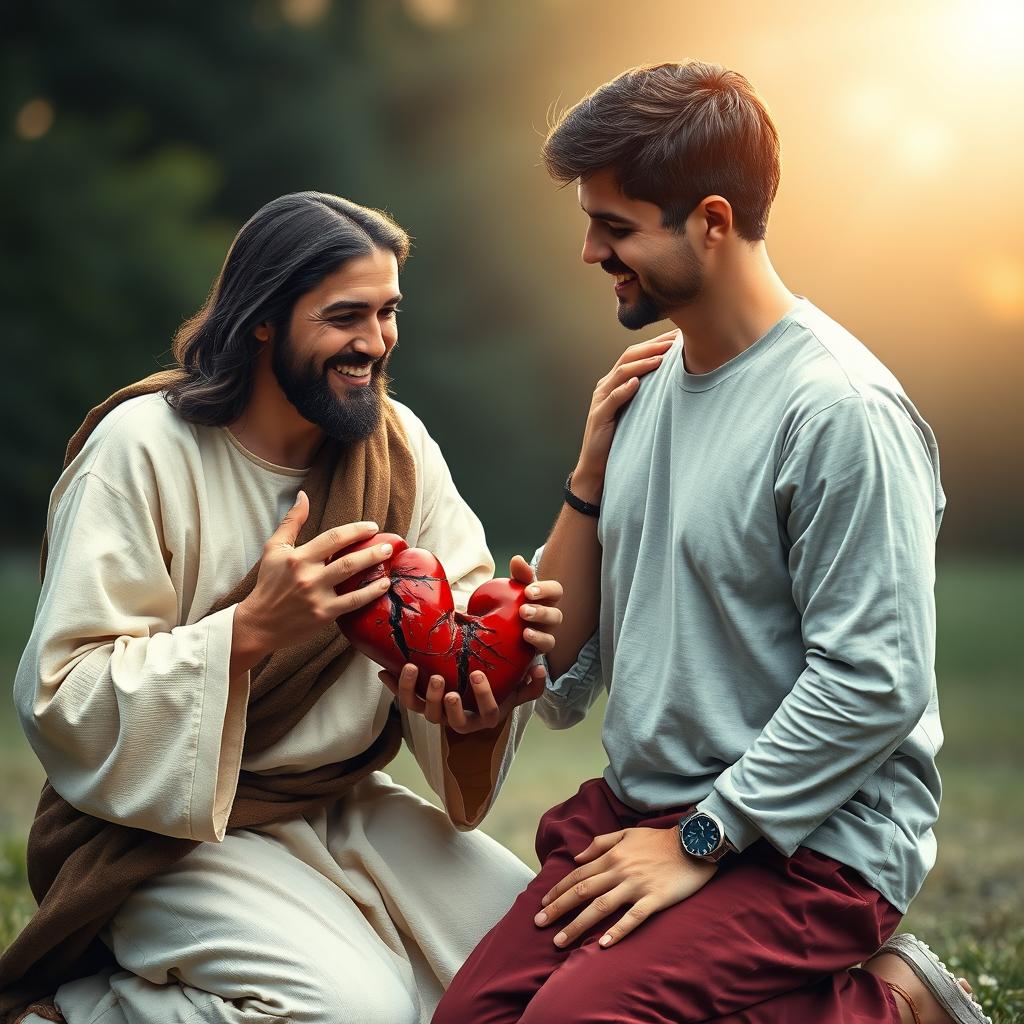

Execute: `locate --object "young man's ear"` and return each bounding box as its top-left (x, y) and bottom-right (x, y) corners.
top-left (253, 323), bottom-right (274, 344)
top-left (695, 196), bottom-right (733, 246)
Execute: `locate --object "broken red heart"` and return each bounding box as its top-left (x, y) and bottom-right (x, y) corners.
top-left (332, 533), bottom-right (534, 710)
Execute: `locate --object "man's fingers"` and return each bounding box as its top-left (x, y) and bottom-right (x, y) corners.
top-left (324, 539), bottom-right (394, 588)
top-left (423, 674), bottom-right (446, 725)
top-left (612, 334), bottom-right (676, 370)
top-left (611, 353), bottom-right (668, 386)
top-left (443, 691), bottom-right (469, 730)
top-left (301, 519), bottom-right (381, 562)
top-left (597, 375), bottom-right (640, 416)
top-left (549, 883), bottom-right (633, 948)
top-left (523, 627), bottom-right (555, 654)
top-left (575, 830), bottom-right (626, 864)
top-left (266, 489), bottom-right (310, 550)
top-left (520, 603), bottom-right (563, 628)
top-left (509, 555), bottom-right (534, 583)
top-left (467, 671), bottom-right (500, 726)
top-left (396, 663), bottom-right (425, 712)
top-left (598, 895), bottom-right (661, 948)
top-left (540, 852), bottom-right (610, 909)
top-left (513, 665), bottom-right (547, 705)
top-left (535, 867), bottom-right (617, 926)
top-left (330, 576), bottom-right (392, 619)
top-left (595, 353), bottom-right (668, 403)
top-left (524, 579), bottom-right (563, 604)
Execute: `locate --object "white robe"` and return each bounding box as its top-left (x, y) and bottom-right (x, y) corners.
top-left (14, 392), bottom-right (533, 1024)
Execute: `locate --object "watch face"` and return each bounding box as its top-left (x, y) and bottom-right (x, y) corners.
top-left (681, 814), bottom-right (722, 857)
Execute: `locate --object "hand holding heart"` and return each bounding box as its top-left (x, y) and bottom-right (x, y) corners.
top-left (233, 490), bottom-right (395, 659)
top-left (333, 537), bottom-right (563, 734)
top-left (231, 491), bottom-right (562, 736)
top-left (379, 555), bottom-right (561, 734)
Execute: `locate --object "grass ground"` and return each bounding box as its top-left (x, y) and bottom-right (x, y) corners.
top-left (1, 554), bottom-right (1021, 1020)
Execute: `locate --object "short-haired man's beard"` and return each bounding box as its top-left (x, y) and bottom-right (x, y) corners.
top-left (612, 237), bottom-right (704, 331)
top-left (271, 329), bottom-right (389, 445)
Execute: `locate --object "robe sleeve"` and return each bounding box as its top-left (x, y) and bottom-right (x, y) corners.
top-left (399, 428), bottom-right (532, 830)
top-left (13, 470), bottom-right (249, 841)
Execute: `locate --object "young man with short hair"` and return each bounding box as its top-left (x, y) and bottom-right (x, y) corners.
top-left (435, 62), bottom-right (990, 1024)
top-left (2, 191), bottom-right (563, 1024)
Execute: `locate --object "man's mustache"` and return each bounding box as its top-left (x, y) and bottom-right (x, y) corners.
top-left (601, 257), bottom-right (634, 276)
top-left (327, 352), bottom-right (378, 369)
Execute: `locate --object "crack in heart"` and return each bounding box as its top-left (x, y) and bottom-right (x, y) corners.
top-left (333, 534), bottom-right (534, 709)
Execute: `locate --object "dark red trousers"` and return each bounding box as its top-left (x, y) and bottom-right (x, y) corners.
top-left (434, 778), bottom-right (902, 1024)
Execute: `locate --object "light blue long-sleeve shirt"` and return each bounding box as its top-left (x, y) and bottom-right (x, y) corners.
top-left (536, 298), bottom-right (944, 913)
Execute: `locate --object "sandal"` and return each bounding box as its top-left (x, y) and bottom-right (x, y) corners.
top-left (876, 933), bottom-right (992, 1024)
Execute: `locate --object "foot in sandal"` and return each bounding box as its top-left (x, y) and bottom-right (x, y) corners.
top-left (865, 933), bottom-right (992, 1024)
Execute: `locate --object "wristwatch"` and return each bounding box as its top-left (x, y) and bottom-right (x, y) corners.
top-left (678, 809), bottom-right (734, 863)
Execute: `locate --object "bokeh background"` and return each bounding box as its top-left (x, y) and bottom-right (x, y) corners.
top-left (2, 0), bottom-right (1022, 1017)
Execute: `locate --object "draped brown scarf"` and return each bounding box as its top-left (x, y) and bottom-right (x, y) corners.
top-left (0, 371), bottom-right (417, 1022)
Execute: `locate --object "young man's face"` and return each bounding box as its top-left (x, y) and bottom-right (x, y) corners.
top-left (577, 166), bottom-right (703, 330)
top-left (272, 246), bottom-right (402, 444)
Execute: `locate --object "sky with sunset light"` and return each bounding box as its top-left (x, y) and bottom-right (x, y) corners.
top-left (453, 0), bottom-right (1024, 552)
top-left (4, 0), bottom-right (1022, 552)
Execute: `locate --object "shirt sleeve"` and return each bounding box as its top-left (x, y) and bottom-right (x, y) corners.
top-left (528, 545), bottom-right (606, 730)
top-left (399, 429), bottom-right (532, 830)
top-left (698, 393), bottom-right (942, 854)
top-left (14, 471), bottom-right (249, 842)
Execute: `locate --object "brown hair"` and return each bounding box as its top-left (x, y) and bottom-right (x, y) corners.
top-left (543, 62), bottom-right (780, 242)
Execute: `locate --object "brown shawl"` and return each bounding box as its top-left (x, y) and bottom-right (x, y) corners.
top-left (0, 371), bottom-right (416, 1022)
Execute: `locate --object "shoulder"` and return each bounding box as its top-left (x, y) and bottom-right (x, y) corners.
top-left (780, 302), bottom-right (933, 445)
top-left (387, 397), bottom-right (465, 514)
top-left (389, 397), bottom-right (430, 445)
top-left (785, 303), bottom-right (902, 409)
top-left (389, 397), bottom-right (446, 470)
top-left (58, 391), bottom-right (201, 505)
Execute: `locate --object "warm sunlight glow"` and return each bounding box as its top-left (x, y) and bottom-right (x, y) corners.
top-left (973, 257), bottom-right (1024, 323)
top-left (896, 120), bottom-right (955, 174)
top-left (404, 0), bottom-right (463, 27)
top-left (947, 0), bottom-right (1024, 70)
top-left (842, 84), bottom-right (897, 138)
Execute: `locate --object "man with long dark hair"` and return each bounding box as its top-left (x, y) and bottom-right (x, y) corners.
top-left (3, 191), bottom-right (563, 1024)
top-left (435, 63), bottom-right (991, 1024)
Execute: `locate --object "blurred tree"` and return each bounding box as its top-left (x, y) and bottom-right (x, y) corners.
top-left (0, 0), bottom-right (577, 553)
top-left (5, 1), bottom-right (1013, 553)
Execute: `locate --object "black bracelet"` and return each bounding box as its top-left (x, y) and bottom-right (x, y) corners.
top-left (564, 472), bottom-right (601, 518)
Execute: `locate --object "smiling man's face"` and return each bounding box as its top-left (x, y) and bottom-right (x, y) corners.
top-left (271, 246), bottom-right (402, 444)
top-left (578, 166), bottom-right (704, 330)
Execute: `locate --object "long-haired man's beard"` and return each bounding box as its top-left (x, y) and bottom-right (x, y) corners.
top-left (271, 330), bottom-right (390, 444)
top-left (606, 239), bottom-right (703, 331)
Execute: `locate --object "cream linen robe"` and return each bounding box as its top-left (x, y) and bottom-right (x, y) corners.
top-left (14, 392), bottom-right (534, 1024)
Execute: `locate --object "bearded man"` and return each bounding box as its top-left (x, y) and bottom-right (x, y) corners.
top-left (2, 191), bottom-right (562, 1024)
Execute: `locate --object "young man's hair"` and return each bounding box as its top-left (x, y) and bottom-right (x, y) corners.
top-left (543, 61), bottom-right (780, 242)
top-left (165, 191), bottom-right (410, 425)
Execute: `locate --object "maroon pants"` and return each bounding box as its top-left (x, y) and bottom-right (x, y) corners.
top-left (434, 778), bottom-right (902, 1024)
